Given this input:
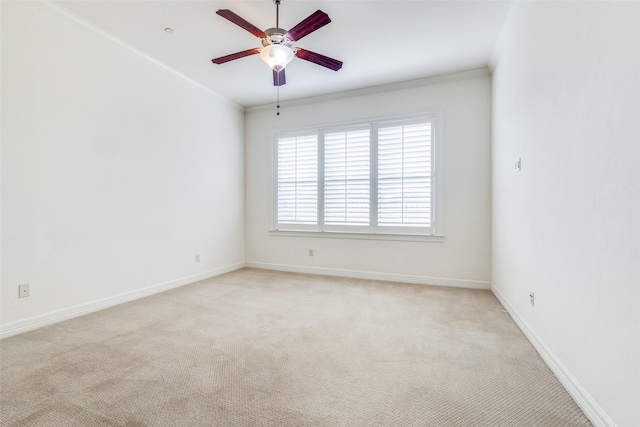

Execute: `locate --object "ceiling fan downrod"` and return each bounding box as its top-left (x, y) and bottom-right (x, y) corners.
top-left (275, 0), bottom-right (281, 29)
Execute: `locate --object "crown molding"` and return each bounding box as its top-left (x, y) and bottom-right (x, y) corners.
top-left (34, 1), bottom-right (243, 112)
top-left (245, 68), bottom-right (491, 113)
top-left (31, 1), bottom-right (492, 114)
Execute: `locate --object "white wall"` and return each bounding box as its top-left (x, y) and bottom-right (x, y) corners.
top-left (1, 2), bottom-right (245, 335)
top-left (491, 2), bottom-right (640, 426)
top-left (245, 73), bottom-right (492, 288)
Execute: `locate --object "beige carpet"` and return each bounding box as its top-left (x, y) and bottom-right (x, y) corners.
top-left (1, 268), bottom-right (591, 426)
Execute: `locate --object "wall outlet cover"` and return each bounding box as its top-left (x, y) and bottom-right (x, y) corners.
top-left (19, 284), bottom-right (30, 298)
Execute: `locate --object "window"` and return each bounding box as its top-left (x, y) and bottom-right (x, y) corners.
top-left (323, 127), bottom-right (371, 230)
top-left (274, 114), bottom-right (441, 237)
top-left (276, 134), bottom-right (318, 228)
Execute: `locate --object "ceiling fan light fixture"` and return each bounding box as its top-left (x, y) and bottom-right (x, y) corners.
top-left (260, 44), bottom-right (294, 71)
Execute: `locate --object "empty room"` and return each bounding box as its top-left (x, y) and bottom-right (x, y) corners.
top-left (1, 0), bottom-right (638, 426)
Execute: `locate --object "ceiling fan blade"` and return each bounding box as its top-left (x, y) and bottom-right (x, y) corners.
top-left (295, 48), bottom-right (343, 71)
top-left (286, 10), bottom-right (331, 41)
top-left (212, 48), bottom-right (261, 64)
top-left (216, 9), bottom-right (267, 38)
top-left (273, 69), bottom-right (287, 86)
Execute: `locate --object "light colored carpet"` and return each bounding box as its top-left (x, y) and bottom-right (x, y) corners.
top-left (1, 268), bottom-right (591, 426)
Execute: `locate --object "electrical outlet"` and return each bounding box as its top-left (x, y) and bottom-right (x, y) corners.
top-left (308, 249), bottom-right (314, 257)
top-left (19, 284), bottom-right (30, 298)
top-left (529, 292), bottom-right (535, 307)
top-left (195, 254), bottom-right (200, 262)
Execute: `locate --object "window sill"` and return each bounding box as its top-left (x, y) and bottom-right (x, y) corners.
top-left (268, 229), bottom-right (444, 243)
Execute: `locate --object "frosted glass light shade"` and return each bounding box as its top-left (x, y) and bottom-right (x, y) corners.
top-left (260, 44), bottom-right (294, 71)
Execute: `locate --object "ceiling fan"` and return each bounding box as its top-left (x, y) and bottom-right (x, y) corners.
top-left (211, 0), bottom-right (343, 88)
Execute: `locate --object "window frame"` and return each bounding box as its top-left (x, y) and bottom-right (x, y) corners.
top-left (271, 111), bottom-right (444, 240)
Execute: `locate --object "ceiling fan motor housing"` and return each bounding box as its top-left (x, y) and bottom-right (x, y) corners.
top-left (262, 28), bottom-right (292, 47)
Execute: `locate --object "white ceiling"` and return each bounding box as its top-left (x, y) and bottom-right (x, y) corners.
top-left (56, 0), bottom-right (513, 107)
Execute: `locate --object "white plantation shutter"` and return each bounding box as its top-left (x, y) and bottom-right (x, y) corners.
top-left (276, 134), bottom-right (318, 227)
top-left (324, 128), bottom-right (371, 228)
top-left (377, 121), bottom-right (433, 230)
top-left (274, 115), bottom-right (438, 236)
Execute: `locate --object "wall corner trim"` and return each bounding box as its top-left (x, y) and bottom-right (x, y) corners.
top-left (488, 0), bottom-right (525, 71)
top-left (246, 262), bottom-right (491, 290)
top-left (491, 286), bottom-right (617, 427)
top-left (0, 262), bottom-right (246, 339)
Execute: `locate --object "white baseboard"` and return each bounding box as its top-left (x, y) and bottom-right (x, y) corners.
top-left (492, 286), bottom-right (616, 427)
top-left (245, 261), bottom-right (491, 290)
top-left (0, 262), bottom-right (245, 339)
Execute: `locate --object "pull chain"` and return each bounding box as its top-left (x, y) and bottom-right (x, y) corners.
top-left (275, 0), bottom-right (282, 116)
